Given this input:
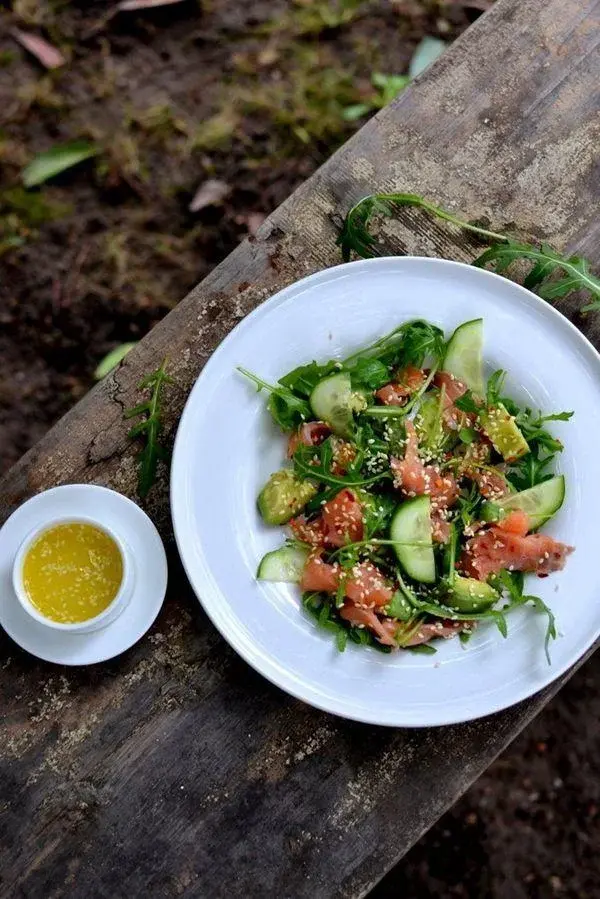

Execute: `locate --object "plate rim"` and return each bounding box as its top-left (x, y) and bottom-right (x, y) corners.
top-left (170, 256), bottom-right (600, 726)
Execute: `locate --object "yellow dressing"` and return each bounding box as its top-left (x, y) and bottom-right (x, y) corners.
top-left (22, 522), bottom-right (123, 624)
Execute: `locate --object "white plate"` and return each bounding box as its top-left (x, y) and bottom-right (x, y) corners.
top-left (0, 485), bottom-right (168, 665)
top-left (171, 257), bottom-right (600, 726)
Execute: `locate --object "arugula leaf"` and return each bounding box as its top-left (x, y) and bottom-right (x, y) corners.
top-left (458, 427), bottom-right (476, 444)
top-left (337, 193), bottom-right (506, 262)
top-left (124, 359), bottom-right (172, 499)
top-left (486, 369), bottom-right (506, 407)
top-left (361, 492), bottom-right (397, 538)
top-left (453, 482), bottom-right (481, 536)
top-left (407, 643), bottom-right (437, 655)
top-left (507, 449), bottom-right (554, 491)
top-left (343, 319), bottom-right (445, 371)
top-left (351, 357), bottom-right (390, 390)
top-left (279, 361), bottom-right (337, 398)
top-left (491, 570), bottom-right (556, 664)
top-left (504, 406), bottom-right (572, 490)
top-left (237, 367), bottom-right (311, 431)
top-left (293, 438), bottom-right (390, 488)
top-left (474, 242), bottom-right (600, 311)
top-left (454, 390), bottom-right (479, 415)
top-left (337, 193), bottom-right (600, 315)
top-left (336, 628), bottom-right (349, 652)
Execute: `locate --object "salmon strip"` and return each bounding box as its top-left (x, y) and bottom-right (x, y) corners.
top-left (287, 421), bottom-right (331, 458)
top-left (321, 489), bottom-right (364, 547)
top-left (375, 366), bottom-right (425, 406)
top-left (339, 605), bottom-right (398, 647)
top-left (433, 370), bottom-right (472, 427)
top-left (300, 556), bottom-right (394, 609)
top-left (461, 525), bottom-right (574, 581)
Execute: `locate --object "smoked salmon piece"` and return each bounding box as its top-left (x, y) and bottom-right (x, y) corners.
top-left (461, 524), bottom-right (573, 581)
top-left (287, 421), bottom-right (331, 458)
top-left (375, 366), bottom-right (425, 406)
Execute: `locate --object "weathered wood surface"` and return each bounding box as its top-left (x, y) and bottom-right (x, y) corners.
top-left (2, 0), bottom-right (600, 896)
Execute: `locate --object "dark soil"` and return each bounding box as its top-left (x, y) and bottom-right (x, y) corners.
top-left (1, 1), bottom-right (598, 896)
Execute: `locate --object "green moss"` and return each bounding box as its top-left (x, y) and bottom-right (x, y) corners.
top-left (1, 186), bottom-right (71, 225)
top-left (128, 104), bottom-right (189, 140)
top-left (0, 51), bottom-right (16, 67)
top-left (16, 75), bottom-right (66, 113)
top-left (260, 0), bottom-right (367, 37)
top-left (190, 108), bottom-right (239, 151)
top-left (13, 0), bottom-right (53, 25)
top-left (0, 185), bottom-right (71, 254)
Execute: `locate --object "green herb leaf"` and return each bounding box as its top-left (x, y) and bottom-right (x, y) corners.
top-left (458, 426), bottom-right (476, 444)
top-left (279, 361), bottom-right (337, 398)
top-left (407, 643), bottom-right (437, 655)
top-left (408, 36), bottom-right (446, 78)
top-left (94, 342), bottom-right (137, 380)
top-left (474, 241), bottom-right (600, 311)
top-left (337, 193), bottom-right (600, 315)
top-left (491, 570), bottom-right (557, 664)
top-left (337, 193), bottom-right (506, 263)
top-left (237, 367), bottom-right (311, 431)
top-left (454, 390), bottom-right (479, 415)
top-left (22, 140), bottom-right (99, 188)
top-left (124, 359), bottom-right (172, 499)
top-left (293, 438), bottom-right (389, 488)
top-left (486, 369), bottom-right (506, 407)
top-left (336, 628), bottom-right (349, 652)
top-left (351, 357), bottom-right (390, 390)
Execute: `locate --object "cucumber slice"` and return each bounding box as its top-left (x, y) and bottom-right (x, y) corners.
top-left (481, 475), bottom-right (565, 530)
top-left (390, 496), bottom-right (436, 584)
top-left (310, 372), bottom-right (355, 437)
top-left (257, 544), bottom-right (310, 582)
top-left (446, 575), bottom-right (498, 613)
top-left (479, 403), bottom-right (529, 461)
top-left (442, 319), bottom-right (484, 396)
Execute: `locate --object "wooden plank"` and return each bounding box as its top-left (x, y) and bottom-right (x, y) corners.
top-left (1, 0), bottom-right (599, 895)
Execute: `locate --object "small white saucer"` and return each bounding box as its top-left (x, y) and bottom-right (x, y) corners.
top-left (0, 484), bottom-right (168, 665)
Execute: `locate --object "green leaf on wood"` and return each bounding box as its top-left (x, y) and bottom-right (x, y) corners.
top-left (124, 359), bottom-right (173, 499)
top-left (337, 192), bottom-right (600, 315)
top-left (409, 37), bottom-right (446, 78)
top-left (94, 342), bottom-right (137, 380)
top-left (22, 141), bottom-right (99, 188)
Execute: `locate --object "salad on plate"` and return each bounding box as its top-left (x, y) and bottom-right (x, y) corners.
top-left (239, 319), bottom-right (573, 659)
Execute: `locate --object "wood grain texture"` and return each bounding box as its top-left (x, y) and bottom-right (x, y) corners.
top-left (1, 0), bottom-right (600, 896)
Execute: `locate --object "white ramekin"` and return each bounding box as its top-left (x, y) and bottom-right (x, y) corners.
top-left (12, 515), bottom-right (134, 634)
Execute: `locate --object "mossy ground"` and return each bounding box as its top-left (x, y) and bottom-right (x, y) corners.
top-left (0, 0), bottom-right (478, 466)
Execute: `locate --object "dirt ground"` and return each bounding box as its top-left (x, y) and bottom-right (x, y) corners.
top-left (1, 1), bottom-right (598, 897)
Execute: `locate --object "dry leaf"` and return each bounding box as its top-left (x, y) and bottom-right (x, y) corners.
top-left (244, 212), bottom-right (266, 236)
top-left (12, 29), bottom-right (65, 69)
top-left (258, 45), bottom-right (280, 67)
top-left (117, 0), bottom-right (186, 10)
top-left (189, 179), bottom-right (230, 212)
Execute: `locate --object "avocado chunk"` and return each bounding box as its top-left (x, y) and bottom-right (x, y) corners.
top-left (414, 390), bottom-right (444, 454)
top-left (479, 403), bottom-right (529, 461)
top-left (385, 589), bottom-right (413, 621)
top-left (257, 469), bottom-right (318, 525)
top-left (446, 575), bottom-right (499, 613)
